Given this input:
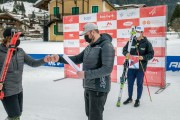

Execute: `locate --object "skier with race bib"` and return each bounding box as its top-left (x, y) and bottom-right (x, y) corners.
top-left (122, 26), bottom-right (154, 107)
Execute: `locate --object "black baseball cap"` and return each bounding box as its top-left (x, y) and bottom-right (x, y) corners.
top-left (3, 27), bottom-right (16, 38)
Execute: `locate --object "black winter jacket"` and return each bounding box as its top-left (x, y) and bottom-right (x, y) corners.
top-left (123, 37), bottom-right (154, 71)
top-left (59, 33), bottom-right (115, 92)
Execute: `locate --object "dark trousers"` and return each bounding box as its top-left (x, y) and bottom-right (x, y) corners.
top-left (1, 92), bottom-right (23, 118)
top-left (84, 89), bottom-right (108, 120)
top-left (127, 69), bottom-right (144, 100)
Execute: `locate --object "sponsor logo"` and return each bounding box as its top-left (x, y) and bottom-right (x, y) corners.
top-left (107, 22), bottom-right (112, 27)
top-left (149, 30), bottom-right (157, 34)
top-left (67, 41), bottom-right (76, 45)
top-left (149, 39), bottom-right (158, 45)
top-left (147, 71), bottom-right (158, 75)
top-left (123, 21), bottom-right (133, 26)
top-left (119, 11), bottom-right (137, 18)
top-left (64, 25), bottom-right (78, 31)
top-left (140, 48), bottom-right (145, 50)
top-left (169, 62), bottom-right (180, 68)
top-left (142, 19), bottom-right (164, 26)
top-left (68, 17), bottom-right (73, 23)
top-left (149, 8), bottom-right (156, 16)
top-left (143, 20), bottom-right (151, 25)
top-left (100, 22), bottom-right (113, 29)
top-left (109, 32), bottom-right (114, 36)
top-left (84, 16), bottom-right (92, 21)
top-left (48, 62), bottom-right (62, 67)
top-left (69, 34), bottom-right (74, 37)
top-left (152, 58), bottom-right (159, 63)
top-left (127, 11), bottom-right (136, 17)
top-left (100, 14), bottom-right (114, 19)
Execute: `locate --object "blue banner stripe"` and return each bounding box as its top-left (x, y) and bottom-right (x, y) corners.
top-left (28, 54), bottom-right (180, 71)
top-left (28, 54), bottom-right (64, 67)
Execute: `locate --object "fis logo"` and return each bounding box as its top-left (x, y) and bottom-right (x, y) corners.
top-left (68, 17), bottom-right (73, 23)
top-left (169, 62), bottom-right (180, 68)
top-left (149, 8), bottom-right (156, 16)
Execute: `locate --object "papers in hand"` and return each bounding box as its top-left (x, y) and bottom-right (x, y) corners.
top-left (62, 54), bottom-right (81, 72)
top-left (129, 55), bottom-right (139, 69)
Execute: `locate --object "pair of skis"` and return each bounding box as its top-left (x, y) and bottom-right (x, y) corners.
top-left (0, 32), bottom-right (23, 100)
top-left (116, 27), bottom-right (135, 107)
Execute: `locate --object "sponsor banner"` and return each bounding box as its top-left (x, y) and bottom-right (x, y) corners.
top-left (117, 28), bottom-right (131, 38)
top-left (144, 27), bottom-right (166, 37)
top-left (117, 18), bottom-right (139, 29)
top-left (63, 23), bottom-right (79, 32)
top-left (117, 8), bottom-right (140, 20)
top-left (28, 54), bottom-right (64, 67)
top-left (64, 32), bottom-right (79, 39)
top-left (148, 37), bottom-right (166, 47)
top-left (140, 16), bottom-right (166, 27)
top-left (153, 47), bottom-right (166, 57)
top-left (63, 15), bottom-right (79, 24)
top-left (117, 38), bottom-right (128, 47)
top-left (97, 20), bottom-right (117, 30)
top-left (63, 5), bottom-right (167, 87)
top-left (80, 39), bottom-right (89, 47)
top-left (147, 57), bottom-right (165, 68)
top-left (117, 47), bottom-right (124, 56)
top-left (140, 5), bottom-right (166, 18)
top-left (166, 56), bottom-right (180, 71)
top-left (79, 13), bottom-right (97, 23)
top-left (64, 47), bottom-right (80, 55)
top-left (99, 30), bottom-right (117, 38)
top-left (64, 40), bottom-right (79, 48)
top-left (117, 56), bottom-right (126, 65)
top-left (97, 11), bottom-right (117, 21)
top-left (111, 66), bottom-right (117, 82)
top-left (146, 67), bottom-right (165, 87)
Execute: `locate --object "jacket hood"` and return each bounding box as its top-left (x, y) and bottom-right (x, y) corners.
top-left (91, 33), bottom-right (112, 47)
top-left (100, 33), bottom-right (112, 42)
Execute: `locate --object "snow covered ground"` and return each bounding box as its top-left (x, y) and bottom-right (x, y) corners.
top-left (0, 36), bottom-right (180, 120)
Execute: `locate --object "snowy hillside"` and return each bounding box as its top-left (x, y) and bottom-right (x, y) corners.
top-left (0, 1), bottom-right (46, 16)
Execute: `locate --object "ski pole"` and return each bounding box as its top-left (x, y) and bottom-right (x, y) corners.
top-left (135, 43), bottom-right (152, 102)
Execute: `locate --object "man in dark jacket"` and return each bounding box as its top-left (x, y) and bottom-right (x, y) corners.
top-left (0, 27), bottom-right (51, 120)
top-left (122, 26), bottom-right (154, 107)
top-left (51, 23), bottom-right (115, 120)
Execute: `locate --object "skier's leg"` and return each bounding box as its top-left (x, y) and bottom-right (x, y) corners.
top-left (2, 93), bottom-right (22, 119)
top-left (127, 69), bottom-right (136, 99)
top-left (18, 92), bottom-right (23, 115)
top-left (136, 70), bottom-right (144, 100)
top-left (84, 90), bottom-right (89, 117)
